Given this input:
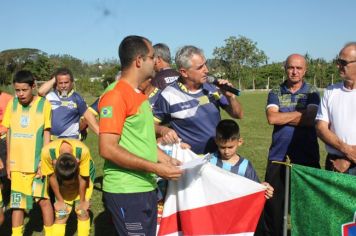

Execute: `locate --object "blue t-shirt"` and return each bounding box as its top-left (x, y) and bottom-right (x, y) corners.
top-left (209, 152), bottom-right (259, 183)
top-left (267, 81), bottom-right (320, 164)
top-left (46, 90), bottom-right (88, 138)
top-left (153, 80), bottom-right (229, 154)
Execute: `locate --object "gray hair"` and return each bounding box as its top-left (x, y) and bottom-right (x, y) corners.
top-left (175, 45), bottom-right (204, 70)
top-left (153, 43), bottom-right (171, 64)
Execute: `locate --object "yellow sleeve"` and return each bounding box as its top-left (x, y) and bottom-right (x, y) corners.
top-left (79, 146), bottom-right (91, 177)
top-left (1, 99), bottom-right (13, 128)
top-left (43, 100), bottom-right (52, 129)
top-left (40, 146), bottom-right (54, 176)
top-left (88, 106), bottom-right (98, 116)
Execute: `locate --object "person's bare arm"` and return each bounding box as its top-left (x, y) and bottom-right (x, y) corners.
top-left (76, 175), bottom-right (90, 219)
top-left (224, 95), bottom-right (243, 119)
top-left (43, 129), bottom-right (51, 146)
top-left (38, 77), bottom-right (55, 97)
top-left (155, 123), bottom-right (180, 145)
top-left (316, 120), bottom-right (356, 163)
top-left (78, 176), bottom-right (89, 203)
top-left (218, 79), bottom-right (243, 119)
top-left (49, 174), bottom-right (66, 213)
top-left (267, 97), bottom-right (319, 127)
top-left (83, 109), bottom-right (99, 135)
top-left (266, 106), bottom-right (302, 126)
top-left (157, 148), bottom-right (181, 166)
top-left (99, 133), bottom-right (182, 180)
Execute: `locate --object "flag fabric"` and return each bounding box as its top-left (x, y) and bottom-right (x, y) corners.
top-left (158, 144), bottom-right (266, 236)
top-left (291, 164), bottom-right (356, 236)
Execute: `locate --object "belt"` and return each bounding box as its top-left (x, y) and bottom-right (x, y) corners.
top-left (0, 133), bottom-right (6, 140)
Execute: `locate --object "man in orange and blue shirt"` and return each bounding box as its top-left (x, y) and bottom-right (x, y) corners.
top-left (99, 35), bottom-right (183, 235)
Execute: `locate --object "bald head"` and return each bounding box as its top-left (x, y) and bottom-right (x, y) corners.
top-left (285, 54), bottom-right (306, 69)
top-left (339, 42), bottom-right (356, 60)
top-left (284, 54), bottom-right (307, 85)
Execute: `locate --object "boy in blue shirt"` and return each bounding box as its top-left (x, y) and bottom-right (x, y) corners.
top-left (210, 119), bottom-right (274, 199)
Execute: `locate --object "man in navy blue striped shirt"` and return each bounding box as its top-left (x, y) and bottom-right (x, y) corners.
top-left (154, 46), bottom-right (243, 154)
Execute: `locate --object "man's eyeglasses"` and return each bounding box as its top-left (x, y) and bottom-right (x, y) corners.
top-left (336, 58), bottom-right (356, 67)
top-left (144, 54), bottom-right (155, 60)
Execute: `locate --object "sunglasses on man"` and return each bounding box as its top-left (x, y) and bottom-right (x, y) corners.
top-left (336, 58), bottom-right (356, 67)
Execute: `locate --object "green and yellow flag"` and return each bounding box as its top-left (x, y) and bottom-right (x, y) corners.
top-left (291, 164), bottom-right (356, 236)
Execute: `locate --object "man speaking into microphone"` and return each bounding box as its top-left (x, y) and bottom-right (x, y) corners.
top-left (153, 45), bottom-right (243, 155)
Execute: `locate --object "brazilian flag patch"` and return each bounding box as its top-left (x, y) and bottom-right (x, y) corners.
top-left (100, 106), bottom-right (113, 118)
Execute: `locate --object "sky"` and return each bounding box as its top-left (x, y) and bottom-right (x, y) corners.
top-left (1, 0), bottom-right (355, 64)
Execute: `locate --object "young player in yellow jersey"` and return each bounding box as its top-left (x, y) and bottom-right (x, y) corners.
top-left (41, 138), bottom-right (95, 236)
top-left (2, 70), bottom-right (53, 236)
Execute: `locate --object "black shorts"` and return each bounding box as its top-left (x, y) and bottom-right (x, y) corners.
top-left (104, 190), bottom-right (158, 236)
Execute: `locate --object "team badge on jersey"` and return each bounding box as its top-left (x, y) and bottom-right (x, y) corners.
top-left (100, 106), bottom-right (113, 118)
top-left (20, 115), bottom-right (30, 128)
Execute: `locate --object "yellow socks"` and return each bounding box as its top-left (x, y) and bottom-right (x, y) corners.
top-left (49, 219), bottom-right (90, 236)
top-left (43, 225), bottom-right (53, 236)
top-left (12, 225), bottom-right (24, 236)
top-left (77, 218), bottom-right (90, 236)
top-left (52, 223), bottom-right (66, 236)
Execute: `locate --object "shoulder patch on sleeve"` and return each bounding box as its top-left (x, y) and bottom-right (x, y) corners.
top-left (100, 106), bottom-right (113, 118)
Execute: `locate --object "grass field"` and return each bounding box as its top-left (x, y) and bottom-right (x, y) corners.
top-left (0, 90), bottom-right (327, 235)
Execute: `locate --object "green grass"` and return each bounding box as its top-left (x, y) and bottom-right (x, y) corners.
top-left (0, 91), bottom-right (327, 235)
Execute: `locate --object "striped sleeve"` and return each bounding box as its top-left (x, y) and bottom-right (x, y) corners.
top-left (152, 93), bottom-right (170, 123)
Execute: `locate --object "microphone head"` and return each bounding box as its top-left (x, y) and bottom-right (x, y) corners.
top-left (206, 76), bottom-right (216, 84)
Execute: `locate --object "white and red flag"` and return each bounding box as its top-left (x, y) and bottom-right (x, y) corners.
top-left (157, 145), bottom-right (266, 236)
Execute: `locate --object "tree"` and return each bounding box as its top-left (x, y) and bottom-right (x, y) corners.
top-left (304, 54), bottom-right (340, 88)
top-left (213, 36), bottom-right (268, 89)
top-left (49, 54), bottom-right (84, 78)
top-left (22, 54), bottom-right (54, 80)
top-left (0, 48), bottom-right (51, 84)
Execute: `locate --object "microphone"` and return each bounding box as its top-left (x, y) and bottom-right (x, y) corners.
top-left (207, 76), bottom-right (240, 96)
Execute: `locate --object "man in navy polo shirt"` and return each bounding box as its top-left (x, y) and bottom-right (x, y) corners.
top-left (256, 54), bottom-right (320, 236)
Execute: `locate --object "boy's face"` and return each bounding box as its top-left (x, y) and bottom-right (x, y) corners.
top-left (216, 138), bottom-right (242, 160)
top-left (14, 82), bottom-right (35, 105)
